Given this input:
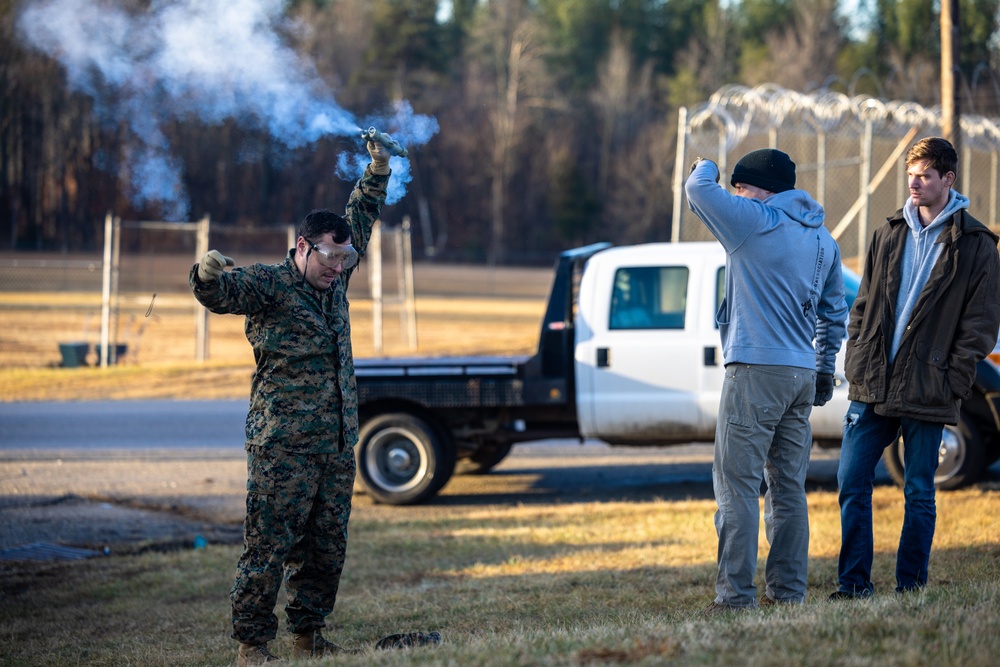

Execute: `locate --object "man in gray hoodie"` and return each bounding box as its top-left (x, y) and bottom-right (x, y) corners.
top-left (686, 149), bottom-right (848, 612)
top-left (830, 137), bottom-right (1000, 600)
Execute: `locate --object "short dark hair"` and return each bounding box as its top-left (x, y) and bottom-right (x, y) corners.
top-left (297, 209), bottom-right (351, 244)
top-left (906, 137), bottom-right (958, 178)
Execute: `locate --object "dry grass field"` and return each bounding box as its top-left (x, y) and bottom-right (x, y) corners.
top-left (0, 295), bottom-right (546, 401)
top-left (0, 262), bottom-right (552, 401)
top-left (1, 480), bottom-right (998, 667)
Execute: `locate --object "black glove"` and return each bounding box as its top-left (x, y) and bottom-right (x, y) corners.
top-left (814, 373), bottom-right (835, 406)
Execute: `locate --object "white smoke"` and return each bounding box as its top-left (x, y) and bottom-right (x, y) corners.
top-left (17, 0), bottom-right (438, 218)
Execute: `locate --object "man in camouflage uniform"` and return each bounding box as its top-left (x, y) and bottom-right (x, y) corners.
top-left (190, 139), bottom-right (391, 666)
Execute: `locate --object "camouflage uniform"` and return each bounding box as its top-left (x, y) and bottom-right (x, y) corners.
top-left (189, 166), bottom-right (388, 644)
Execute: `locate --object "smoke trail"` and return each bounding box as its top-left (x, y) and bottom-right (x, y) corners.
top-left (16, 0), bottom-right (437, 218)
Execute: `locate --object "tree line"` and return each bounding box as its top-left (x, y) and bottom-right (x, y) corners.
top-left (2, 0), bottom-right (999, 264)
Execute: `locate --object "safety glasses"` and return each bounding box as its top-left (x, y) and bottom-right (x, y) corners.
top-left (309, 243), bottom-right (359, 270)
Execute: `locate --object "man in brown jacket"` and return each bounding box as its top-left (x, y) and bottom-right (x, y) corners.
top-left (830, 137), bottom-right (1000, 599)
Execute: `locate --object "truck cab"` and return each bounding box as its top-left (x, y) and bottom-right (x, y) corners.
top-left (574, 242), bottom-right (849, 447)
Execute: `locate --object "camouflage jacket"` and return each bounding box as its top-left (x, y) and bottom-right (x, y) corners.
top-left (189, 166), bottom-right (389, 453)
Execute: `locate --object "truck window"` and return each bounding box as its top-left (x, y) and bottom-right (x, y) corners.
top-left (609, 266), bottom-right (688, 330)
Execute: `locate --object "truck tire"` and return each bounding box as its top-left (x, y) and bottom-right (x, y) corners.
top-left (883, 413), bottom-right (985, 490)
top-left (456, 444), bottom-right (513, 475)
top-left (356, 413), bottom-right (456, 505)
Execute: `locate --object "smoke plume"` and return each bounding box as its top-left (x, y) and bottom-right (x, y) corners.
top-left (17, 0), bottom-right (438, 218)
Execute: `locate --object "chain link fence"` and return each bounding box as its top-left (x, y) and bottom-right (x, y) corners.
top-left (672, 84), bottom-right (1000, 270)
top-left (0, 219), bottom-right (294, 369)
top-left (0, 217), bottom-right (426, 369)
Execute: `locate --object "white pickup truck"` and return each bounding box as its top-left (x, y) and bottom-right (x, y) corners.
top-left (573, 242), bottom-right (849, 448)
top-left (354, 242), bottom-right (1000, 504)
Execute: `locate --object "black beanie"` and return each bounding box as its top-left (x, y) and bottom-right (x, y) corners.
top-left (730, 148), bottom-right (796, 193)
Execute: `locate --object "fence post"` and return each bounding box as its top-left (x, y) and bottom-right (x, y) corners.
top-left (109, 215), bottom-right (122, 365)
top-left (671, 106), bottom-right (688, 243)
top-left (991, 151), bottom-right (998, 229)
top-left (100, 212), bottom-right (113, 368)
top-left (369, 221), bottom-right (383, 355)
top-left (961, 146), bottom-right (972, 199)
top-left (816, 131), bottom-right (827, 208)
top-left (195, 215), bottom-right (210, 361)
top-left (717, 123), bottom-right (728, 183)
top-left (858, 119), bottom-right (873, 261)
top-left (401, 216), bottom-right (417, 349)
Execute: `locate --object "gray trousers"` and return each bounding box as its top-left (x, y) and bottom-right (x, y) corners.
top-left (713, 363), bottom-right (815, 606)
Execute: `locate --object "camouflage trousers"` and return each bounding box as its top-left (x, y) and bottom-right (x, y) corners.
top-left (231, 446), bottom-right (356, 644)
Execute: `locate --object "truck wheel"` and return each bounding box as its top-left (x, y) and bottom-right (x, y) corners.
top-left (456, 444), bottom-right (513, 475)
top-left (883, 414), bottom-right (985, 490)
top-left (356, 413), bottom-right (456, 505)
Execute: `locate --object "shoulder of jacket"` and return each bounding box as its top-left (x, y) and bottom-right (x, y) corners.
top-left (938, 210), bottom-right (998, 249)
top-left (878, 215), bottom-right (906, 239)
top-left (955, 209), bottom-right (997, 241)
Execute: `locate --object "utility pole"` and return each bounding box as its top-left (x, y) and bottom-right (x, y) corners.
top-left (941, 0), bottom-right (961, 155)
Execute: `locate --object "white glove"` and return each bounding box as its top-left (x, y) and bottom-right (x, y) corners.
top-left (368, 139), bottom-right (391, 175)
top-left (197, 250), bottom-right (234, 283)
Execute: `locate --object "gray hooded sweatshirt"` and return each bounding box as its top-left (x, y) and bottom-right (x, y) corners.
top-left (685, 160), bottom-right (848, 374)
top-left (888, 190), bottom-right (970, 362)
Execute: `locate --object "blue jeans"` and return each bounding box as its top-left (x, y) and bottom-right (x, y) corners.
top-left (713, 364), bottom-right (815, 607)
top-left (836, 401), bottom-right (942, 595)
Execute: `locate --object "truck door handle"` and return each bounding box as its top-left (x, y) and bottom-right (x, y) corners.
top-left (704, 346), bottom-right (717, 366)
top-left (597, 348), bottom-right (611, 368)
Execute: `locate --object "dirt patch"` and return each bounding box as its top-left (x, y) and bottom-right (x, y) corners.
top-left (0, 450), bottom-right (249, 564)
top-left (0, 495), bottom-right (243, 557)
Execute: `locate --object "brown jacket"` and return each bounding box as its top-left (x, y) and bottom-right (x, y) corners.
top-left (845, 207), bottom-right (1000, 423)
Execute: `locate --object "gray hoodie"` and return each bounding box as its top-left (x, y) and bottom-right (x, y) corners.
top-left (685, 160), bottom-right (848, 373)
top-left (889, 190), bottom-right (970, 362)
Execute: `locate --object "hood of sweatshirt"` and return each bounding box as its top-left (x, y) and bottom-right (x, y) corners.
top-left (765, 189), bottom-right (826, 229)
top-left (902, 189), bottom-right (969, 232)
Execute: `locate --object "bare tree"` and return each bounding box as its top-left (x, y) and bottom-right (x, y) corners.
top-left (592, 30), bottom-right (634, 199)
top-left (467, 0), bottom-right (548, 265)
top-left (291, 0), bottom-right (373, 95)
top-left (757, 0), bottom-right (847, 91)
top-left (589, 28), bottom-right (673, 242)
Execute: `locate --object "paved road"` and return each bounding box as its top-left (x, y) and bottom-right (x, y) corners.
top-left (0, 400), bottom-right (249, 449)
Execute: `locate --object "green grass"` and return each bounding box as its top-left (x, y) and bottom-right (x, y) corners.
top-left (2, 491), bottom-right (999, 666)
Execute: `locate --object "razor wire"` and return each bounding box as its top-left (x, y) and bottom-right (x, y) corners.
top-left (687, 83), bottom-right (1000, 149)
top-left (674, 83), bottom-right (1000, 265)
